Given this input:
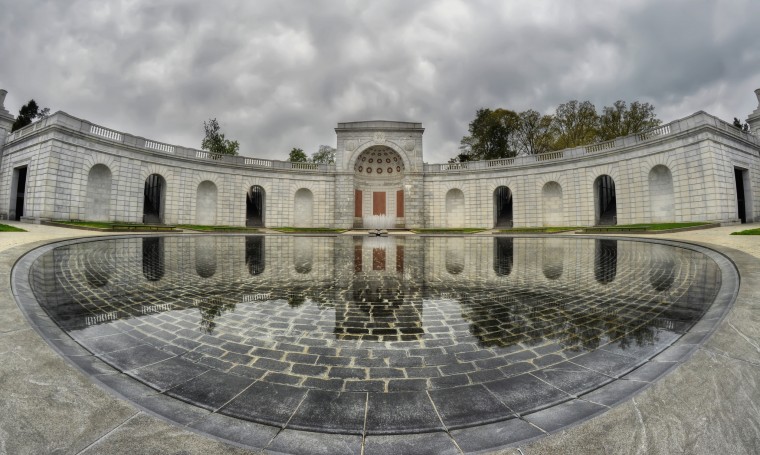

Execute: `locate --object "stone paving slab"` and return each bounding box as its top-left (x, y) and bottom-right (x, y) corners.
top-left (1, 221), bottom-right (760, 453)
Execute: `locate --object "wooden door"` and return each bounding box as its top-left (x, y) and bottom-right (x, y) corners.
top-left (373, 192), bottom-right (386, 215)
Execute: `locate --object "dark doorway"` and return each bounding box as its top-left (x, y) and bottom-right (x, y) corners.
top-left (143, 174), bottom-right (165, 224)
top-left (735, 168), bottom-right (748, 223)
top-left (594, 239), bottom-right (617, 284)
top-left (142, 237), bottom-right (165, 281)
top-left (493, 237), bottom-right (513, 276)
top-left (494, 186), bottom-right (513, 228)
top-left (245, 236), bottom-right (265, 275)
top-left (12, 167), bottom-right (28, 221)
top-left (246, 186), bottom-right (265, 227)
top-left (595, 175), bottom-right (617, 225)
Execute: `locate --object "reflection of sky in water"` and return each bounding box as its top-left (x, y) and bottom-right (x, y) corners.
top-left (30, 235), bottom-right (720, 391)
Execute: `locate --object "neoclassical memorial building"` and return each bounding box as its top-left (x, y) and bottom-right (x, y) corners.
top-left (1, 88), bottom-right (759, 228)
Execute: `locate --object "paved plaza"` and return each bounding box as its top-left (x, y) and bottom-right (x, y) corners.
top-left (2, 223), bottom-right (760, 454)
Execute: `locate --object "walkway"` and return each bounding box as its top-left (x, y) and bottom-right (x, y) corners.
top-left (1, 221), bottom-right (759, 454)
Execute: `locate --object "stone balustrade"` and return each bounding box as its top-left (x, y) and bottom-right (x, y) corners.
top-left (6, 109), bottom-right (758, 176)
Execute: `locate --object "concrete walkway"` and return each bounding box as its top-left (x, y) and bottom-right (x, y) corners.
top-left (1, 221), bottom-right (760, 454)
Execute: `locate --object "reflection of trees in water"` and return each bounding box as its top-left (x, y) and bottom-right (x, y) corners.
top-left (459, 290), bottom-right (659, 351)
top-left (198, 297), bottom-right (236, 334)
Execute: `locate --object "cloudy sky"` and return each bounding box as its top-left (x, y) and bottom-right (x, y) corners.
top-left (1, 0), bottom-right (759, 163)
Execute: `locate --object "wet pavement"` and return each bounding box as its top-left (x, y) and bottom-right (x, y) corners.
top-left (1, 222), bottom-right (760, 454)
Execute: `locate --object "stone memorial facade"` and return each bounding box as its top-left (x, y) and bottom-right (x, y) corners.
top-left (1, 88), bottom-right (760, 228)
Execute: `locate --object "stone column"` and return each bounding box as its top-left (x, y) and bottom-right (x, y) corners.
top-left (403, 173), bottom-right (425, 228)
top-left (747, 88), bottom-right (760, 136)
top-left (334, 172), bottom-right (354, 229)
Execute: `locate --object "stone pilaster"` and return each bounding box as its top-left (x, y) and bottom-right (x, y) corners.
top-left (747, 88), bottom-right (760, 136)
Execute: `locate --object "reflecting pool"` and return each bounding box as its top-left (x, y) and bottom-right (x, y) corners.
top-left (25, 235), bottom-right (726, 436)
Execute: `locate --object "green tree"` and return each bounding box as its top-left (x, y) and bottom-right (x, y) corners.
top-left (201, 118), bottom-right (239, 157)
top-left (11, 99), bottom-right (50, 132)
top-left (288, 147), bottom-right (307, 162)
top-left (598, 100), bottom-right (661, 141)
top-left (515, 109), bottom-right (554, 155)
top-left (459, 108), bottom-right (520, 161)
top-left (310, 145), bottom-right (336, 164)
top-left (551, 100), bottom-right (599, 150)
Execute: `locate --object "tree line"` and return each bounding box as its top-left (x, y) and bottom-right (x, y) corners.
top-left (453, 99), bottom-right (662, 162)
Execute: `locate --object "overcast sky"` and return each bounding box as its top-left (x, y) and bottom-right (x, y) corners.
top-left (1, 0), bottom-right (759, 163)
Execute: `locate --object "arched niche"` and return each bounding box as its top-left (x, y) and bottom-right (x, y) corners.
top-left (445, 237), bottom-right (465, 275)
top-left (293, 237), bottom-right (313, 274)
top-left (142, 237), bottom-right (165, 281)
top-left (542, 238), bottom-right (564, 280)
top-left (85, 164), bottom-right (112, 222)
top-left (196, 181), bottom-right (217, 225)
top-left (542, 181), bottom-right (563, 226)
top-left (195, 237), bottom-right (217, 278)
top-left (493, 237), bottom-right (513, 276)
top-left (445, 189), bottom-right (465, 228)
top-left (294, 188), bottom-right (314, 228)
top-left (649, 165), bottom-right (674, 222)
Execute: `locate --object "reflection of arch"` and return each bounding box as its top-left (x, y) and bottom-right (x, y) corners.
top-left (84, 245), bottom-right (111, 288)
top-left (246, 186), bottom-right (265, 227)
top-left (445, 189), bottom-right (465, 228)
top-left (493, 237), bottom-right (513, 276)
top-left (542, 182), bottom-right (563, 226)
top-left (196, 181), bottom-right (217, 225)
top-left (649, 165), bottom-right (674, 222)
top-left (195, 237), bottom-right (217, 278)
top-left (294, 188), bottom-right (314, 228)
top-left (245, 236), bottom-right (265, 275)
top-left (493, 186), bottom-right (513, 228)
top-left (649, 244), bottom-right (675, 292)
top-left (542, 238), bottom-right (563, 280)
top-left (445, 238), bottom-right (465, 274)
top-left (85, 164), bottom-right (112, 221)
top-left (594, 239), bottom-right (617, 284)
top-left (142, 237), bottom-right (165, 281)
top-left (594, 175), bottom-right (616, 225)
top-left (293, 237), bottom-right (313, 274)
top-left (143, 174), bottom-right (166, 224)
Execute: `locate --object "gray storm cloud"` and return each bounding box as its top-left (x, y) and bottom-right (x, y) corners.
top-left (1, 0), bottom-right (758, 163)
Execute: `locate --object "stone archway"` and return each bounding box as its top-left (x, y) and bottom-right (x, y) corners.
top-left (353, 146), bottom-right (406, 229)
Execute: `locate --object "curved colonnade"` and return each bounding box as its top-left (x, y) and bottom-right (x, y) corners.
top-left (1, 111), bottom-right (759, 227)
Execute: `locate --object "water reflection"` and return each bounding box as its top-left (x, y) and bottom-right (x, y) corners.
top-left (32, 236), bottom-right (721, 354)
top-left (195, 237), bottom-right (217, 278)
top-left (245, 236), bottom-right (265, 275)
top-left (142, 237), bottom-right (164, 281)
top-left (594, 239), bottom-right (617, 284)
top-left (542, 238), bottom-right (563, 280)
top-left (493, 238), bottom-right (513, 276)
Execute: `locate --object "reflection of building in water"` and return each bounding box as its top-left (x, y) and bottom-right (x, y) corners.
top-left (334, 236), bottom-right (424, 341)
top-left (542, 238), bottom-right (563, 280)
top-left (142, 237), bottom-right (165, 281)
top-left (649, 244), bottom-right (675, 292)
top-left (493, 237), bottom-right (513, 276)
top-left (594, 239), bottom-right (617, 284)
top-left (245, 236), bottom-right (265, 275)
top-left (195, 237), bottom-right (217, 278)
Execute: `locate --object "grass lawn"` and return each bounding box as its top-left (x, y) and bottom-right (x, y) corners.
top-left (56, 221), bottom-right (117, 229)
top-left (582, 222), bottom-right (711, 231)
top-left (0, 223), bottom-right (26, 232)
top-left (498, 227), bottom-right (581, 233)
top-left (272, 227), bottom-right (347, 233)
top-left (731, 228), bottom-right (760, 235)
top-left (178, 224), bottom-right (260, 232)
top-left (411, 228), bottom-right (486, 234)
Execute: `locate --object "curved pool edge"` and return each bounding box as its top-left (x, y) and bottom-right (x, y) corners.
top-left (8, 234), bottom-right (742, 454)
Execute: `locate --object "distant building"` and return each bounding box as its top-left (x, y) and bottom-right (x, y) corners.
top-left (1, 88), bottom-right (759, 228)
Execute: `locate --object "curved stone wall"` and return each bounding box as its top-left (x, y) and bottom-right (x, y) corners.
top-left (1, 110), bottom-right (759, 227)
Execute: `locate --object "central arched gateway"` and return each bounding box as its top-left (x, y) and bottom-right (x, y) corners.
top-left (353, 146), bottom-right (406, 228)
